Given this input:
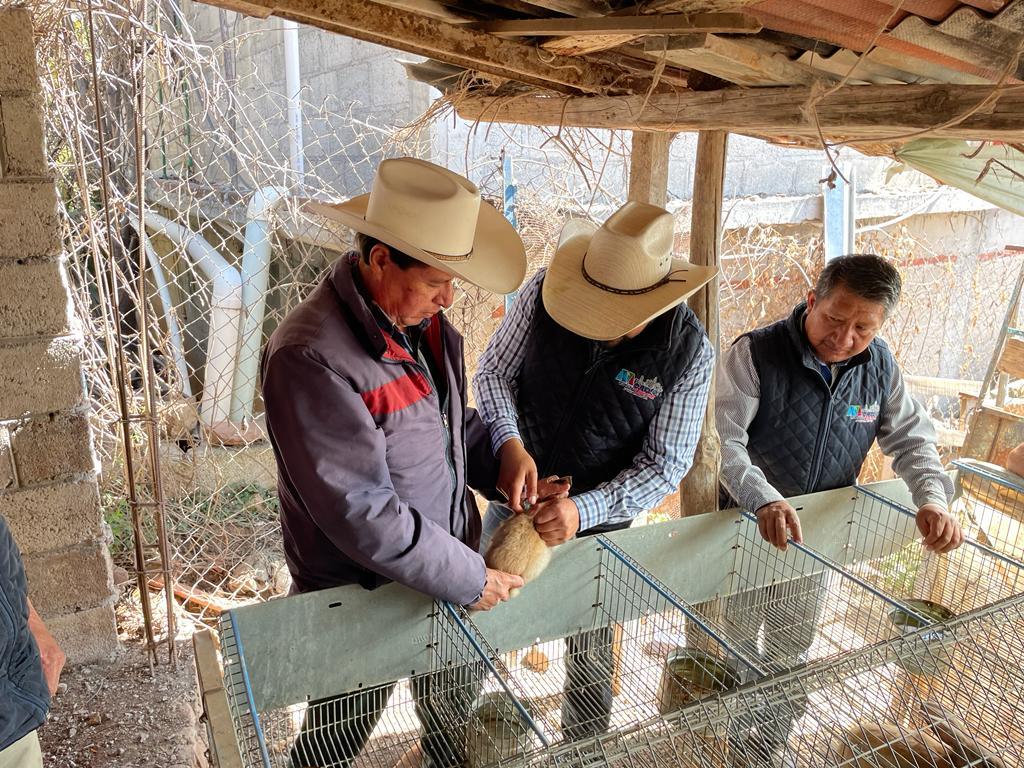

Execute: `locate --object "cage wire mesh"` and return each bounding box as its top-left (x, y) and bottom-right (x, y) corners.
top-left (954, 459), bottom-right (1024, 563)
top-left (547, 591), bottom-right (1024, 768)
top-left (220, 602), bottom-right (550, 768)
top-left (215, 535), bottom-right (772, 768)
top-left (215, 506), bottom-right (1024, 768)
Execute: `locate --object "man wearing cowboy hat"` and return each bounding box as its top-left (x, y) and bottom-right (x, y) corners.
top-left (261, 157), bottom-right (528, 768)
top-left (715, 253), bottom-right (961, 765)
top-left (474, 201), bottom-right (717, 741)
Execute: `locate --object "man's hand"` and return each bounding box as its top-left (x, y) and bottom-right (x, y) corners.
top-left (532, 497), bottom-right (580, 546)
top-left (469, 569), bottom-right (525, 611)
top-left (754, 501), bottom-right (803, 551)
top-left (28, 600), bottom-right (65, 696)
top-left (535, 475), bottom-right (571, 503)
top-left (916, 504), bottom-right (963, 554)
top-left (497, 439), bottom-right (538, 513)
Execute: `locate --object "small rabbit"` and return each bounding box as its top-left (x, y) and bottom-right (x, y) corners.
top-left (485, 476), bottom-right (570, 598)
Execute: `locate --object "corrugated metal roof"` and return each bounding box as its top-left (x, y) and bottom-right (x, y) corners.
top-left (749, 0), bottom-right (1022, 83)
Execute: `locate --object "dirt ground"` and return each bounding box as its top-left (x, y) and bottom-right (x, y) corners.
top-left (38, 589), bottom-right (206, 768)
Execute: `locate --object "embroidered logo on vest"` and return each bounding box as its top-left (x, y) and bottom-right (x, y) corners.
top-left (614, 368), bottom-right (664, 400)
top-left (846, 403), bottom-right (880, 423)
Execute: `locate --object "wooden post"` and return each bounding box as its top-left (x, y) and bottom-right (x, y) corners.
top-left (680, 130), bottom-right (728, 517)
top-left (628, 131), bottom-right (674, 207)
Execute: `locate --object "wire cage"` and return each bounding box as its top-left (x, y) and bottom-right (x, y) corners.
top-left (207, 480), bottom-right (1024, 768)
top-left (681, 484), bottom-right (1024, 684)
top-left (953, 459), bottom-right (1024, 563)
top-left (215, 537), bottom-right (765, 768)
top-left (526, 591), bottom-right (1024, 768)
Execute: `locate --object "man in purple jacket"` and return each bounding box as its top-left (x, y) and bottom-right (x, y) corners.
top-left (261, 158), bottom-right (528, 768)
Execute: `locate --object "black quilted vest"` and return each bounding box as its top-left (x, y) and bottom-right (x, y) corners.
top-left (516, 288), bottom-right (707, 533)
top-left (741, 303), bottom-right (895, 502)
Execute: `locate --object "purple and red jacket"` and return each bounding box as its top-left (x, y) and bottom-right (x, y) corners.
top-left (260, 255), bottom-right (496, 604)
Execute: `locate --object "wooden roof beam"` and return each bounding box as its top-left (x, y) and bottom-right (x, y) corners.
top-left (477, 12), bottom-right (761, 37)
top-left (197, 0), bottom-right (655, 95)
top-left (454, 84), bottom-right (1024, 141)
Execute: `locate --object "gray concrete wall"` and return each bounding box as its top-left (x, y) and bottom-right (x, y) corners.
top-left (176, 1), bottom-right (431, 197)
top-left (0, 8), bottom-right (117, 663)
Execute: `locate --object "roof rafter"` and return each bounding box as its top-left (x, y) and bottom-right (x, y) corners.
top-left (453, 84), bottom-right (1024, 142)
top-left (201, 0), bottom-right (658, 95)
top-left (476, 12), bottom-right (761, 37)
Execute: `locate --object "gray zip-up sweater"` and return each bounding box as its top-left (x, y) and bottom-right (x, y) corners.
top-left (261, 256), bottom-right (497, 604)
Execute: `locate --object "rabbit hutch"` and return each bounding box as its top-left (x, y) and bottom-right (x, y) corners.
top-left (195, 471), bottom-right (1024, 767)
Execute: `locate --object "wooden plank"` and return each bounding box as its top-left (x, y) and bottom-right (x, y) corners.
top-left (635, 0), bottom-right (763, 11)
top-left (863, 45), bottom-right (989, 84)
top-left (646, 33), bottom-right (829, 85)
top-left (504, 0), bottom-right (605, 14)
top-left (627, 131), bottom-right (674, 207)
top-left (544, 33), bottom-right (641, 55)
top-left (998, 336), bottom-right (1024, 380)
top-left (795, 49), bottom-right (918, 84)
top-left (193, 630), bottom-right (244, 768)
top-left (680, 131), bottom-right (726, 518)
top-left (962, 405), bottom-right (1024, 465)
top-left (369, 0), bottom-right (479, 23)
top-left (453, 84), bottom-right (1024, 142)
top-left (196, 0), bottom-right (653, 95)
top-left (478, 12), bottom-right (760, 36)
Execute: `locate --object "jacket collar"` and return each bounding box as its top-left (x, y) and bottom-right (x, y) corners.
top-left (329, 253), bottom-right (443, 365)
top-left (785, 301), bottom-right (873, 373)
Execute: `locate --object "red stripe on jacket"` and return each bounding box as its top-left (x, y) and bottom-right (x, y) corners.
top-left (361, 371), bottom-right (432, 416)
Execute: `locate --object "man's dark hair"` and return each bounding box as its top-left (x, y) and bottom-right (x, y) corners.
top-left (355, 232), bottom-right (420, 271)
top-left (814, 254), bottom-right (902, 316)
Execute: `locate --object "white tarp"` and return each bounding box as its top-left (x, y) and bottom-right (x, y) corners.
top-left (891, 139), bottom-right (1024, 217)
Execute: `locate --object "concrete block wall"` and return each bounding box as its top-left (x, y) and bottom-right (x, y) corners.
top-left (0, 8), bottom-right (118, 663)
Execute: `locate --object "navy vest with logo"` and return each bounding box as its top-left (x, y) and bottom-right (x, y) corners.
top-left (740, 303), bottom-right (895, 502)
top-left (516, 286), bottom-right (707, 533)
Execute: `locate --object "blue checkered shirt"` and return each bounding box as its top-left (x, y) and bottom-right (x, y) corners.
top-left (473, 269), bottom-right (715, 531)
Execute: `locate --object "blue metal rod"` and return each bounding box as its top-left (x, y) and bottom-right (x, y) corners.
top-left (952, 459), bottom-right (1024, 495)
top-left (442, 602), bottom-right (551, 748)
top-left (595, 536), bottom-right (766, 676)
top-left (855, 484), bottom-right (1024, 573)
top-left (736, 511), bottom-right (934, 626)
top-left (226, 610), bottom-right (273, 768)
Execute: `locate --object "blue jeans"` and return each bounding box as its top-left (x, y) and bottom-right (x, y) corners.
top-left (479, 502), bottom-right (613, 741)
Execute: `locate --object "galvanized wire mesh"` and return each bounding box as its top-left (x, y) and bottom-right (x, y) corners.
top-left (215, 485), bottom-right (1024, 768)
top-left (528, 591), bottom-right (1024, 768)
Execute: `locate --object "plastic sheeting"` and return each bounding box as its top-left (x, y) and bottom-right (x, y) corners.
top-left (891, 139), bottom-right (1024, 217)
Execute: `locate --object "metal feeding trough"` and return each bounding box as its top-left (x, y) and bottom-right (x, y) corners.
top-left (194, 478), bottom-right (1024, 768)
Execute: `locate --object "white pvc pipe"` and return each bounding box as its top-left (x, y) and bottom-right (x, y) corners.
top-left (140, 211), bottom-right (242, 430)
top-left (230, 187), bottom-right (285, 423)
top-left (127, 216), bottom-right (193, 398)
top-left (283, 19), bottom-right (305, 191)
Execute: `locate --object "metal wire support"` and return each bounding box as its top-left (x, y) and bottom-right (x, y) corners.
top-left (220, 611), bottom-right (273, 768)
top-left (85, 0), bottom-right (177, 667)
top-left (953, 458), bottom-right (1024, 562)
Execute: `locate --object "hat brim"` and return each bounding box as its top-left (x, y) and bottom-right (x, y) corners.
top-left (303, 194), bottom-right (526, 295)
top-left (542, 218), bottom-right (718, 341)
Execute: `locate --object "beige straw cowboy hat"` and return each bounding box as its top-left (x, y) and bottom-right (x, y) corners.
top-left (543, 201), bottom-right (718, 341)
top-left (303, 157), bottom-right (526, 295)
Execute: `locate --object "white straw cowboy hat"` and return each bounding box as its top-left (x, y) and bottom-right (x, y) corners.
top-left (303, 157), bottom-right (526, 295)
top-left (543, 201), bottom-right (718, 341)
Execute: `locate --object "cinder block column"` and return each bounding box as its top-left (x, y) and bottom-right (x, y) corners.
top-left (0, 8), bottom-right (117, 662)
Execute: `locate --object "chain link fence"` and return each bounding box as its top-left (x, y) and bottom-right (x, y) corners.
top-left (33, 2), bottom-right (1019, 629)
